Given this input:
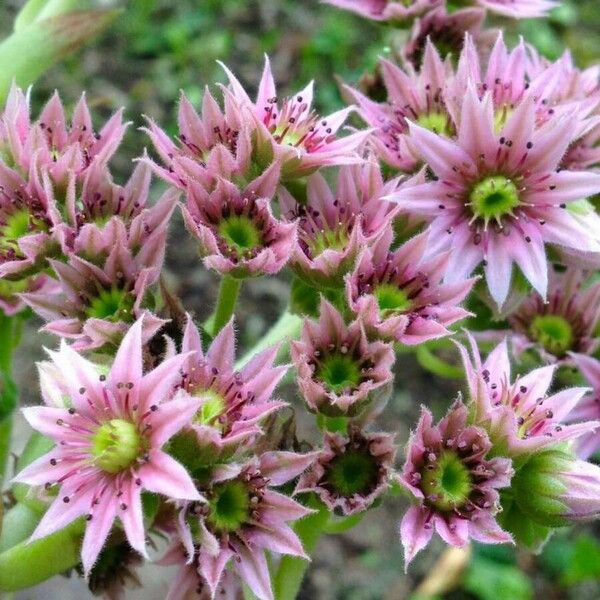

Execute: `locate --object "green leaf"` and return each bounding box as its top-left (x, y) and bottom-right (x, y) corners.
top-left (464, 556), bottom-right (534, 600)
top-left (14, 0), bottom-right (79, 31)
top-left (0, 9), bottom-right (120, 103)
top-left (560, 535), bottom-right (600, 587)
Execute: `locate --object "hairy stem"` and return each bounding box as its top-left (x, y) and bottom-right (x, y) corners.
top-left (237, 311), bottom-right (302, 368)
top-left (0, 516), bottom-right (83, 592)
top-left (272, 500), bottom-right (329, 600)
top-left (209, 275), bottom-right (242, 337)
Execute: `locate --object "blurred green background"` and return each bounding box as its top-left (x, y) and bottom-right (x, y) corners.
top-left (2, 1), bottom-right (600, 598)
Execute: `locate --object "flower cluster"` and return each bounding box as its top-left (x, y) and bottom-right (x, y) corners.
top-left (7, 3), bottom-right (600, 599)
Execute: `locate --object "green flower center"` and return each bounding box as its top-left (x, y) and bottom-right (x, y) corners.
top-left (87, 287), bottom-right (134, 322)
top-left (469, 175), bottom-right (519, 227)
top-left (194, 389), bottom-right (226, 430)
top-left (0, 209), bottom-right (47, 257)
top-left (327, 450), bottom-right (379, 497)
top-left (218, 215), bottom-right (263, 257)
top-left (91, 419), bottom-right (142, 474)
top-left (416, 111), bottom-right (453, 137)
top-left (308, 226), bottom-right (349, 257)
top-left (207, 480), bottom-right (251, 533)
top-left (316, 352), bottom-right (362, 395)
top-left (374, 283), bottom-right (412, 316)
top-left (421, 450), bottom-right (472, 512)
top-left (529, 314), bottom-right (574, 357)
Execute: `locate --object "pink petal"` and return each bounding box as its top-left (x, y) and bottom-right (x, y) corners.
top-left (399, 505), bottom-right (434, 569)
top-left (139, 450), bottom-right (203, 501)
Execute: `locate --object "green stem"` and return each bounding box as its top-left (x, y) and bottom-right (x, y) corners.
top-left (237, 311), bottom-right (302, 368)
top-left (415, 344), bottom-right (463, 379)
top-left (0, 417), bottom-right (11, 488)
top-left (272, 500), bottom-right (329, 600)
top-left (0, 517), bottom-right (83, 592)
top-left (209, 275), bottom-right (242, 337)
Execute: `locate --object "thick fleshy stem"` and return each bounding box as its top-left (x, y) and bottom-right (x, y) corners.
top-left (208, 275), bottom-right (242, 337)
top-left (237, 310), bottom-right (303, 368)
top-left (0, 312), bottom-right (23, 486)
top-left (272, 498), bottom-right (329, 600)
top-left (0, 514), bottom-right (84, 592)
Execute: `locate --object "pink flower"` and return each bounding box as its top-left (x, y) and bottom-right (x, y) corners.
top-left (182, 174), bottom-right (296, 278)
top-left (345, 42), bottom-right (455, 172)
top-left (399, 402), bottom-right (513, 567)
top-left (565, 354), bottom-right (600, 459)
top-left (173, 315), bottom-right (287, 461)
top-left (508, 268), bottom-right (600, 363)
top-left (346, 226), bottom-right (474, 344)
top-left (144, 89), bottom-right (253, 192)
top-left (512, 449), bottom-right (600, 526)
top-left (279, 161), bottom-right (400, 288)
top-left (402, 7), bottom-right (492, 70)
top-left (391, 85), bottom-right (600, 306)
top-left (174, 451), bottom-right (316, 600)
top-left (0, 85), bottom-right (126, 181)
top-left (13, 318), bottom-right (203, 574)
top-left (291, 299), bottom-right (395, 417)
top-left (296, 426), bottom-right (396, 515)
top-left (458, 334), bottom-right (597, 457)
top-left (21, 198), bottom-right (175, 349)
top-left (159, 543), bottom-right (240, 600)
top-left (477, 0), bottom-right (557, 18)
top-left (323, 0), bottom-right (554, 21)
top-left (220, 56), bottom-right (367, 179)
top-left (322, 0), bottom-right (442, 23)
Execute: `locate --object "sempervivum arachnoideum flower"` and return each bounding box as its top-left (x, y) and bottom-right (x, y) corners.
top-left (159, 543), bottom-right (240, 600)
top-left (0, 160), bottom-right (61, 312)
top-left (344, 42), bottom-right (455, 173)
top-left (399, 401), bottom-right (514, 567)
top-left (0, 85), bottom-right (127, 183)
top-left (221, 56), bottom-right (367, 180)
top-left (458, 334), bottom-right (597, 457)
top-left (291, 299), bottom-right (395, 417)
top-left (13, 319), bottom-right (204, 574)
top-left (182, 172), bottom-right (296, 278)
top-left (168, 315), bottom-right (287, 465)
top-left (296, 426), bottom-right (396, 515)
top-left (144, 87), bottom-right (254, 192)
top-left (278, 161), bottom-right (400, 289)
top-left (390, 85), bottom-right (600, 307)
top-left (322, 0), bottom-right (442, 23)
top-left (510, 449), bottom-right (600, 527)
top-left (21, 210), bottom-right (173, 350)
top-left (508, 268), bottom-right (600, 363)
top-left (346, 225), bottom-right (475, 345)
top-left (175, 451), bottom-right (316, 600)
top-left (564, 354), bottom-right (600, 459)
top-left (402, 7), bottom-right (491, 70)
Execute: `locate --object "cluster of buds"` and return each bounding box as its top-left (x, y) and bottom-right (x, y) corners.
top-left (6, 2), bottom-right (600, 599)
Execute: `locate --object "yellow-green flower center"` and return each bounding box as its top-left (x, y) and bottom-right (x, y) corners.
top-left (0, 209), bottom-right (47, 257)
top-left (529, 314), bottom-right (574, 357)
top-left (374, 283), bottom-right (412, 316)
top-left (469, 175), bottom-right (519, 227)
top-left (416, 111), bottom-right (453, 137)
top-left (218, 215), bottom-right (263, 257)
top-left (308, 226), bottom-right (349, 257)
top-left (91, 419), bottom-right (142, 474)
top-left (327, 450), bottom-right (379, 497)
top-left (87, 287), bottom-right (134, 322)
top-left (194, 389), bottom-right (226, 430)
top-left (421, 450), bottom-right (472, 512)
top-left (207, 480), bottom-right (251, 533)
top-left (316, 352), bottom-right (362, 395)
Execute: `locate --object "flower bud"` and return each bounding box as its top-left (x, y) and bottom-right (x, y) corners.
top-left (512, 449), bottom-right (600, 528)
